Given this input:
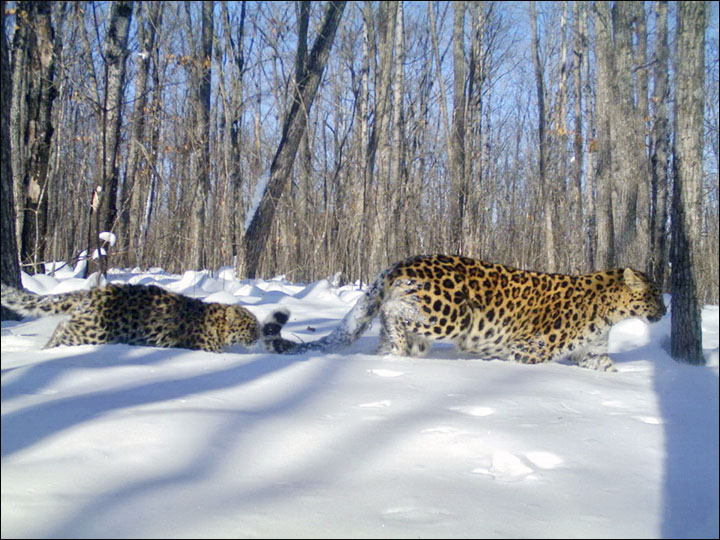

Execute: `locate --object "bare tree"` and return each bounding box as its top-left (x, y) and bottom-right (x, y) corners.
top-left (101, 0), bottom-right (133, 234)
top-left (571, 0), bottom-right (586, 271)
top-left (649, 0), bottom-right (670, 288)
top-left (593, 1), bottom-right (615, 268)
top-left (633, 2), bottom-right (651, 272)
top-left (244, 1), bottom-right (346, 278)
top-left (370, 1), bottom-right (398, 267)
top-left (185, 1), bottom-right (213, 270)
top-left (388, 0), bottom-right (406, 258)
top-left (87, 0), bottom-right (133, 276)
top-left (529, 1), bottom-right (555, 271)
top-left (119, 1), bottom-right (161, 266)
top-left (670, 1), bottom-right (706, 365)
top-left (218, 0), bottom-right (248, 274)
top-left (9, 1), bottom-right (58, 274)
top-left (2, 0), bottom-right (22, 319)
top-left (466, 1), bottom-right (487, 256)
top-left (357, 0), bottom-right (375, 283)
top-left (610, 1), bottom-right (649, 270)
top-left (449, 1), bottom-right (467, 254)
top-left (555, 1), bottom-right (574, 269)
top-left (578, 3), bottom-right (596, 272)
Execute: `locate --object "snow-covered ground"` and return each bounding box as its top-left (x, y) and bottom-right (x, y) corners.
top-left (1, 264), bottom-right (718, 539)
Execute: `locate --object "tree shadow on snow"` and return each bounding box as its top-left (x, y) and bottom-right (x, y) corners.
top-left (605, 323), bottom-right (719, 537)
top-left (44, 350), bottom-right (350, 538)
top-left (653, 346), bottom-right (719, 538)
top-left (0, 346), bottom-right (307, 459)
top-left (1, 343), bottom-right (182, 401)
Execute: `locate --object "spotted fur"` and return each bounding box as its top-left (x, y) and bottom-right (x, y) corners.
top-left (263, 254), bottom-right (667, 371)
top-left (1, 282), bottom-right (284, 353)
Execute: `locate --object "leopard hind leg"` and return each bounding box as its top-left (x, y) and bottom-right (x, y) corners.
top-left (44, 318), bottom-right (83, 348)
top-left (44, 310), bottom-right (109, 349)
top-left (377, 298), bottom-right (429, 356)
top-left (378, 305), bottom-right (409, 355)
top-left (406, 332), bottom-right (430, 356)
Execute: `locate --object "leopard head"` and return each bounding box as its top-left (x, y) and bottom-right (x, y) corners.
top-left (621, 268), bottom-right (666, 323)
top-left (224, 305), bottom-right (260, 345)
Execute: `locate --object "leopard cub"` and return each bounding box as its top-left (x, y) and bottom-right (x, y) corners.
top-left (1, 282), bottom-right (284, 353)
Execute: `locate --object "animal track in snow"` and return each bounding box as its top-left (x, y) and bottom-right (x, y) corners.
top-left (381, 505), bottom-right (453, 525)
top-left (632, 415), bottom-right (664, 425)
top-left (420, 426), bottom-right (466, 435)
top-left (472, 450), bottom-right (564, 481)
top-left (367, 368), bottom-right (404, 378)
top-left (602, 401), bottom-right (664, 424)
top-left (358, 400), bottom-right (392, 408)
top-left (472, 451), bottom-right (535, 481)
top-left (525, 451), bottom-right (564, 469)
top-left (601, 399), bottom-right (630, 408)
top-left (449, 405), bottom-right (495, 417)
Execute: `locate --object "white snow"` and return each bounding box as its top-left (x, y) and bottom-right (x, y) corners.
top-left (1, 267), bottom-right (718, 539)
top-left (98, 231), bottom-right (117, 247)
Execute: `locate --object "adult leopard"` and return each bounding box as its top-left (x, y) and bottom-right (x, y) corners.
top-left (263, 254), bottom-right (666, 371)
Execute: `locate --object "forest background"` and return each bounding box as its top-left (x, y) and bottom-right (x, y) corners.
top-left (1, 0), bottom-right (718, 305)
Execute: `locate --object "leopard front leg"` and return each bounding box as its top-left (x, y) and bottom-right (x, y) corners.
top-left (507, 338), bottom-right (553, 365)
top-left (567, 332), bottom-right (617, 372)
top-left (572, 353), bottom-right (617, 372)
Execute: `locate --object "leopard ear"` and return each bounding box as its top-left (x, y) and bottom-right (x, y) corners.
top-left (622, 268), bottom-right (648, 292)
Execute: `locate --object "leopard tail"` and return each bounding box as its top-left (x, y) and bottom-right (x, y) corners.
top-left (261, 271), bottom-right (387, 355)
top-left (1, 283), bottom-right (88, 317)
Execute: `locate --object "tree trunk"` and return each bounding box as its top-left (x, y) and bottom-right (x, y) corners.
top-left (1, 0), bottom-right (23, 319)
top-left (649, 0), bottom-right (670, 289)
top-left (293, 1), bottom-right (311, 278)
top-left (187, 1), bottom-right (213, 270)
top-left (449, 1), bottom-right (467, 254)
top-left (88, 0), bottom-right (133, 276)
top-left (222, 0), bottom-right (248, 276)
top-left (389, 1), bottom-right (405, 258)
top-left (670, 1), bottom-right (705, 365)
top-left (9, 1), bottom-right (57, 274)
top-left (467, 1), bottom-right (486, 256)
top-left (120, 1), bottom-right (159, 267)
top-left (529, 1), bottom-right (555, 271)
top-left (571, 0), bottom-right (585, 271)
top-left (9, 2), bottom-right (29, 255)
top-left (557, 1), bottom-right (573, 268)
top-left (609, 2), bottom-right (649, 270)
top-left (633, 2), bottom-right (650, 273)
top-left (579, 2), bottom-right (595, 271)
top-left (358, 0), bottom-right (374, 283)
top-left (593, 1), bottom-right (615, 269)
top-left (133, 2), bottom-right (163, 269)
top-left (244, 1), bottom-right (346, 278)
top-left (374, 1), bottom-right (397, 265)
top-left (428, 1), bottom-right (451, 249)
